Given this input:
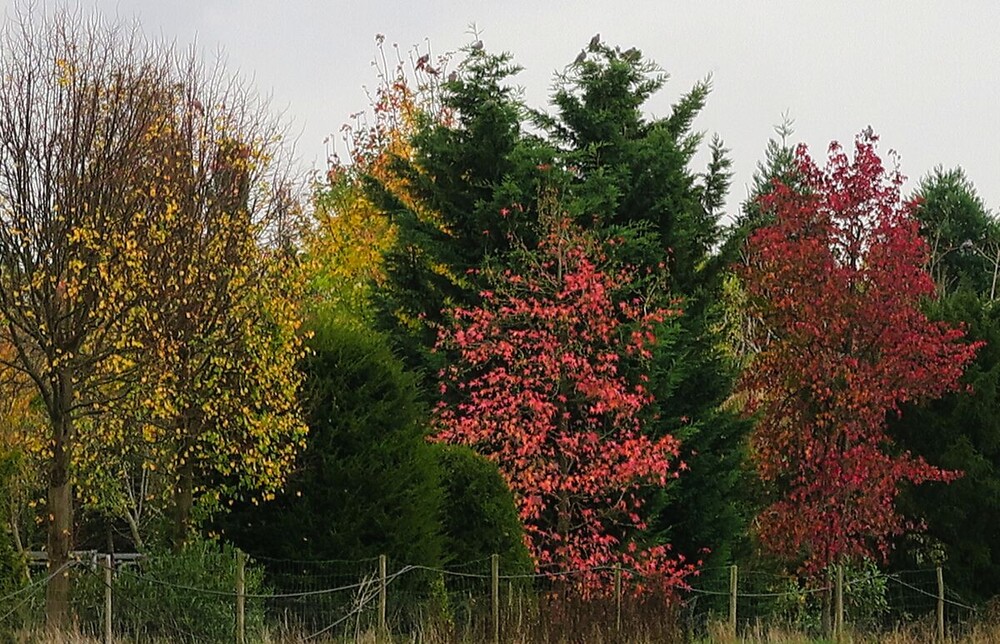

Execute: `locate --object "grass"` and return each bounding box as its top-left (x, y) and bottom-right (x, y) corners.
top-left (9, 606), bottom-right (1000, 643)
top-left (693, 617), bottom-right (1000, 644)
top-left (12, 624), bottom-right (1000, 644)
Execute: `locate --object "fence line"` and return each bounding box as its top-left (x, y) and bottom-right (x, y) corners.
top-left (301, 565), bottom-right (413, 642)
top-left (115, 565), bottom-right (376, 600)
top-left (1, 554), bottom-right (988, 642)
top-left (7, 557), bottom-right (979, 602)
top-left (25, 556), bottom-right (976, 605)
top-left (889, 574), bottom-right (977, 611)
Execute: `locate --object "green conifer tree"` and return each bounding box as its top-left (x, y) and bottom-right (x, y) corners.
top-left (913, 167), bottom-right (1000, 298)
top-left (890, 292), bottom-right (1000, 602)
top-left (541, 41), bottom-right (749, 570)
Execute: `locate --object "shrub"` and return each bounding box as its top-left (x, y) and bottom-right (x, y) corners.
top-left (74, 538), bottom-right (265, 643)
top-left (222, 309), bottom-right (444, 570)
top-left (434, 444), bottom-right (533, 575)
top-left (0, 452), bottom-right (29, 641)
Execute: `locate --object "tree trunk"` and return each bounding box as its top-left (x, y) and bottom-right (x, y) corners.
top-left (170, 412), bottom-right (203, 552)
top-left (821, 575), bottom-right (832, 638)
top-left (9, 514), bottom-right (24, 555)
top-left (45, 370), bottom-right (76, 629)
top-left (124, 509), bottom-right (144, 551)
top-left (45, 410), bottom-right (74, 629)
top-left (171, 449), bottom-right (195, 552)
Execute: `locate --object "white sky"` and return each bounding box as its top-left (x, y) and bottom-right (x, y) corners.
top-left (6, 1), bottom-right (1000, 220)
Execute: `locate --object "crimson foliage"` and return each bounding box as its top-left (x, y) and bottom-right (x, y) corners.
top-left (739, 130), bottom-right (980, 573)
top-left (433, 214), bottom-right (694, 593)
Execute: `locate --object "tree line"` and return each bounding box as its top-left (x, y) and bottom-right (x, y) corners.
top-left (2, 9), bottom-right (999, 631)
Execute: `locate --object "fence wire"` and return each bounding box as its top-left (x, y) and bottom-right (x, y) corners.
top-left (0, 556), bottom-right (992, 642)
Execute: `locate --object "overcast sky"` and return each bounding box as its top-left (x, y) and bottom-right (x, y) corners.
top-left (5, 1), bottom-right (999, 220)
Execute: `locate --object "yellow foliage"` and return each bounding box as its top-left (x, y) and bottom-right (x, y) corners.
top-left (308, 59), bottom-right (449, 316)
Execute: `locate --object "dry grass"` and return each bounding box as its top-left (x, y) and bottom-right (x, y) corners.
top-left (12, 614), bottom-right (1000, 643)
top-left (695, 617), bottom-right (1000, 644)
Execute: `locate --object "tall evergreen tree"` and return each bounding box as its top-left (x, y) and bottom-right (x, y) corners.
top-left (888, 170), bottom-right (1000, 601)
top-left (912, 167), bottom-right (1000, 298)
top-left (371, 45), bottom-right (554, 370)
top-left (891, 292), bottom-right (1000, 603)
top-left (539, 41), bottom-right (749, 569)
top-left (715, 119), bottom-right (800, 370)
top-left (540, 41), bottom-right (730, 296)
top-left (707, 121), bottom-right (803, 572)
top-left (740, 118), bottom-right (799, 226)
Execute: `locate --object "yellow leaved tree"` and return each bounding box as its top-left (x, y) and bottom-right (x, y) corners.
top-left (73, 51), bottom-right (309, 552)
top-left (0, 10), bottom-right (307, 622)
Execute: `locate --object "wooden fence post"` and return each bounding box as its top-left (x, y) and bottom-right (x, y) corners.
top-left (103, 554), bottom-right (113, 644)
top-left (834, 564), bottom-right (844, 641)
top-left (492, 553), bottom-right (500, 644)
top-left (729, 564), bottom-right (737, 638)
top-left (614, 566), bottom-right (622, 633)
top-left (379, 554), bottom-right (387, 634)
top-left (235, 550), bottom-right (245, 644)
top-left (937, 566), bottom-right (945, 642)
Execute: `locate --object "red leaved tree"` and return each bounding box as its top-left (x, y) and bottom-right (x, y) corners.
top-left (739, 129), bottom-right (980, 574)
top-left (433, 211), bottom-right (693, 593)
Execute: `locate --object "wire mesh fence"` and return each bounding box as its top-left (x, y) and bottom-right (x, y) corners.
top-left (0, 552), bottom-right (993, 642)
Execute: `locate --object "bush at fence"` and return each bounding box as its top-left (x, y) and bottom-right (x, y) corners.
top-left (765, 559), bottom-right (889, 634)
top-left (435, 444), bottom-right (534, 576)
top-left (845, 558), bottom-right (890, 629)
top-left (75, 538), bottom-right (265, 642)
top-left (0, 524), bottom-right (25, 598)
top-left (221, 311), bottom-right (445, 570)
top-left (0, 527), bottom-right (28, 641)
top-left (0, 453), bottom-right (29, 640)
